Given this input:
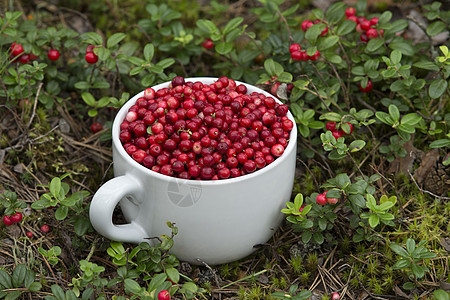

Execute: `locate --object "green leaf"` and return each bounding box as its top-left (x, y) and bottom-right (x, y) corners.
top-left (368, 214), bottom-right (380, 228)
top-left (143, 44), bottom-right (154, 62)
top-left (325, 2), bottom-right (345, 23)
top-left (196, 19), bottom-right (219, 35)
top-left (82, 32), bottom-right (103, 45)
top-left (305, 23), bottom-right (326, 44)
top-left (106, 33), bottom-right (126, 49)
top-left (124, 279), bottom-right (143, 294)
top-left (413, 61), bottom-right (439, 71)
top-left (428, 79), bottom-right (448, 99)
top-left (390, 50), bottom-right (402, 64)
top-left (320, 112), bottom-right (341, 122)
top-left (74, 81), bottom-right (90, 90)
top-left (264, 59), bottom-right (283, 76)
top-left (277, 72), bottom-right (293, 83)
top-left (433, 289), bottom-right (450, 300)
top-left (223, 17), bottom-right (243, 35)
top-left (160, 237), bottom-right (174, 251)
top-left (55, 206), bottom-right (68, 220)
top-left (97, 47), bottom-right (111, 61)
top-left (318, 35), bottom-right (339, 50)
top-left (349, 140), bottom-right (366, 152)
top-left (49, 177), bottom-right (62, 198)
top-left (336, 20), bottom-right (356, 36)
top-left (388, 104), bottom-right (400, 121)
top-left (156, 58), bottom-right (175, 69)
top-left (166, 267), bottom-right (180, 283)
top-left (430, 139), bottom-right (450, 148)
top-left (336, 173), bottom-right (351, 188)
top-left (0, 270), bottom-right (12, 289)
top-left (389, 40), bottom-right (414, 56)
top-left (82, 92), bottom-right (96, 107)
top-left (375, 111), bottom-right (393, 125)
top-left (148, 273), bottom-right (167, 292)
top-left (378, 10), bottom-right (392, 24)
top-left (406, 238), bottom-right (416, 254)
top-left (302, 231), bottom-right (312, 244)
top-left (390, 244), bottom-right (409, 258)
top-left (313, 232), bottom-right (324, 244)
top-left (92, 81), bottom-right (110, 89)
top-left (366, 38), bottom-right (384, 52)
top-left (215, 42), bottom-right (233, 55)
top-left (411, 264), bottom-right (425, 278)
top-left (427, 21), bottom-right (446, 36)
top-left (392, 258), bottom-right (410, 269)
top-left (51, 284), bottom-right (66, 300)
top-left (401, 113), bottom-right (422, 125)
top-left (12, 265), bottom-right (26, 288)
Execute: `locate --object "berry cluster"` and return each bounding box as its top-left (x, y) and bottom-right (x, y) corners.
top-left (344, 6), bottom-right (383, 42)
top-left (85, 44), bottom-right (99, 64)
top-left (325, 121), bottom-right (353, 140)
top-left (315, 190), bottom-right (339, 205)
top-left (119, 76), bottom-right (294, 180)
top-left (2, 212), bottom-right (23, 226)
top-left (9, 42), bottom-right (38, 64)
top-left (289, 43), bottom-right (320, 62)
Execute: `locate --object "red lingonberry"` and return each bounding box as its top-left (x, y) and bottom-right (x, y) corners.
top-left (289, 43), bottom-right (301, 53)
top-left (345, 7), bottom-right (356, 17)
top-left (325, 121), bottom-right (337, 132)
top-left (157, 290), bottom-right (170, 300)
top-left (90, 122), bottom-right (103, 133)
top-left (3, 215), bottom-right (13, 226)
top-left (316, 193), bottom-right (327, 205)
top-left (47, 49), bottom-right (60, 61)
top-left (332, 130), bottom-right (343, 140)
top-left (10, 212), bottom-right (22, 223)
top-left (301, 20), bottom-right (313, 31)
top-left (41, 224), bottom-right (50, 233)
top-left (26, 231), bottom-right (33, 238)
top-left (201, 38), bottom-right (214, 50)
top-left (85, 52), bottom-right (98, 64)
top-left (366, 28), bottom-right (378, 40)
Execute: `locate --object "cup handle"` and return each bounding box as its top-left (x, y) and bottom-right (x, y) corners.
top-left (89, 174), bottom-right (148, 243)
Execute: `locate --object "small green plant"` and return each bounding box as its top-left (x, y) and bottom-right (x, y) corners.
top-left (0, 190), bottom-right (26, 216)
top-left (272, 284), bottom-right (312, 300)
top-left (38, 246), bottom-right (62, 266)
top-left (0, 264), bottom-right (42, 299)
top-left (390, 238), bottom-right (437, 290)
top-left (360, 194), bottom-right (396, 228)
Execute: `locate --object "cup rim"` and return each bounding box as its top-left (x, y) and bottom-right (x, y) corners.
top-left (112, 77), bottom-right (297, 185)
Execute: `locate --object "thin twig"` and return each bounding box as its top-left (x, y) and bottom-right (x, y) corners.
top-left (408, 170), bottom-right (450, 200)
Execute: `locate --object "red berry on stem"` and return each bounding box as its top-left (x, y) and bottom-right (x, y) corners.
top-left (202, 38), bottom-right (214, 50)
top-left (158, 290), bottom-right (170, 300)
top-left (41, 224), bottom-right (50, 233)
top-left (90, 122), bottom-right (103, 133)
top-left (10, 42), bottom-right (24, 57)
top-left (86, 44), bottom-right (95, 53)
top-left (332, 130), bottom-right (343, 140)
top-left (325, 121), bottom-right (337, 132)
top-left (360, 20), bottom-right (372, 31)
top-left (85, 52), bottom-right (98, 64)
top-left (366, 28), bottom-right (378, 40)
top-left (370, 17), bottom-right (379, 26)
top-left (289, 43), bottom-right (301, 53)
top-left (3, 215), bottom-right (13, 226)
top-left (316, 194), bottom-right (327, 205)
top-left (301, 20), bottom-right (313, 31)
top-left (26, 231), bottom-right (33, 238)
top-left (19, 54), bottom-right (30, 64)
top-left (345, 7), bottom-right (356, 17)
top-left (47, 49), bottom-right (60, 61)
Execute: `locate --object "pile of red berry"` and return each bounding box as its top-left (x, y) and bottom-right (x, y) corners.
top-left (325, 121), bottom-right (353, 140)
top-left (119, 76), bottom-right (294, 180)
top-left (345, 6), bottom-right (383, 42)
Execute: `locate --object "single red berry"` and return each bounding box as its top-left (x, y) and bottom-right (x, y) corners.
top-left (366, 28), bottom-right (379, 40)
top-left (171, 76), bottom-right (185, 87)
top-left (360, 33), bottom-right (369, 43)
top-left (345, 7), bottom-right (356, 17)
top-left (325, 121), bottom-right (337, 132)
top-left (360, 20), bottom-right (372, 31)
top-left (271, 144), bottom-right (285, 157)
top-left (346, 15), bottom-right (358, 23)
top-left (202, 38), bottom-right (214, 50)
top-left (289, 43), bottom-right (301, 53)
top-left (301, 20), bottom-right (313, 32)
top-left (332, 292), bottom-right (340, 300)
top-left (10, 212), bottom-right (22, 223)
top-left (10, 42), bottom-right (24, 57)
top-left (90, 122), bottom-right (103, 133)
top-left (18, 54), bottom-right (30, 64)
top-left (157, 290), bottom-right (170, 300)
top-left (26, 231), bottom-right (33, 238)
top-left (3, 215), bottom-right (13, 226)
top-left (47, 49), bottom-right (60, 61)
top-left (359, 80), bottom-right (373, 92)
top-left (320, 26), bottom-right (329, 37)
top-left (316, 193), bottom-right (327, 205)
top-left (85, 52), bottom-right (98, 64)
top-left (332, 130), bottom-right (343, 140)
top-left (41, 224), bottom-right (50, 233)
top-left (370, 17), bottom-right (379, 26)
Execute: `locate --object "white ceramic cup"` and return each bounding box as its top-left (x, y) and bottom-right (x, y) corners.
top-left (89, 77), bottom-right (297, 265)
